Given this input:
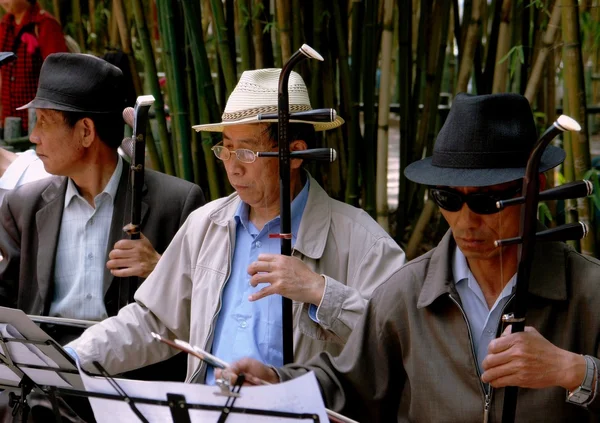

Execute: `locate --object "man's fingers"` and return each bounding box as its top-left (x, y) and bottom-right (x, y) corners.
top-left (481, 363), bottom-right (518, 385)
top-left (249, 286), bottom-right (275, 302)
top-left (482, 350), bottom-right (512, 371)
top-left (109, 267), bottom-right (138, 278)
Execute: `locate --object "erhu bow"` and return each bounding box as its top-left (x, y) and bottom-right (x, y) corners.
top-left (257, 44), bottom-right (338, 365)
top-left (118, 95), bottom-right (155, 309)
top-left (495, 115), bottom-right (591, 423)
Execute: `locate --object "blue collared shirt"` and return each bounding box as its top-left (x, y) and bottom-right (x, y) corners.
top-left (206, 180), bottom-right (310, 384)
top-left (50, 157), bottom-right (123, 321)
top-left (453, 246), bottom-right (516, 373)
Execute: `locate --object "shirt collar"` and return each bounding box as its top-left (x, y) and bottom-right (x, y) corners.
top-left (64, 156), bottom-right (123, 208)
top-left (234, 178), bottom-right (310, 237)
top-left (452, 244), bottom-right (517, 302)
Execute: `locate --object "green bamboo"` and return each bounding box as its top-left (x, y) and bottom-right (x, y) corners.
top-left (310, 0), bottom-right (326, 106)
top-left (132, 0), bottom-right (175, 176)
top-left (395, 0), bottom-right (412, 236)
top-left (159, 0), bottom-right (193, 181)
top-left (291, 0), bottom-right (302, 51)
top-left (71, 0), bottom-right (86, 51)
top-left (209, 0), bottom-right (237, 97)
top-left (181, 0), bottom-right (222, 200)
top-left (276, 0), bottom-right (292, 63)
top-left (52, 0), bottom-right (61, 24)
top-left (236, 0), bottom-right (254, 71)
top-left (345, 0), bottom-right (364, 207)
top-left (561, 0), bottom-right (596, 255)
top-left (186, 49), bottom-right (203, 187)
top-left (362, 0), bottom-right (380, 218)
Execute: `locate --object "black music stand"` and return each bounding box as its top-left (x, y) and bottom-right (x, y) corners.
top-left (0, 308), bottom-right (323, 422)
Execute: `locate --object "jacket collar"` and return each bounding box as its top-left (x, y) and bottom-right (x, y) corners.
top-left (417, 228), bottom-right (568, 309)
top-left (208, 173), bottom-right (331, 259)
top-left (36, 177), bottom-right (67, 310)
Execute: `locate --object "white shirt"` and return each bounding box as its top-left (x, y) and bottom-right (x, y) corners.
top-left (49, 158), bottom-right (123, 321)
top-left (0, 150), bottom-right (49, 189)
top-left (453, 246), bottom-right (516, 373)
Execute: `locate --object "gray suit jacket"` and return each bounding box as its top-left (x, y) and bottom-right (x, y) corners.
top-left (0, 166), bottom-right (205, 317)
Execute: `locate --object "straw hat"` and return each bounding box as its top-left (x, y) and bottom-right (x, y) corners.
top-left (192, 68), bottom-right (344, 132)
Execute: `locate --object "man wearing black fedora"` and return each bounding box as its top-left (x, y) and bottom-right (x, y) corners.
top-left (222, 93), bottom-right (600, 422)
top-left (0, 53), bottom-right (205, 385)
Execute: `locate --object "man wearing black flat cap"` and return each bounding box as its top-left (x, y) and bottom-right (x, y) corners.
top-left (0, 53), bottom-right (204, 380)
top-left (225, 93), bottom-right (600, 422)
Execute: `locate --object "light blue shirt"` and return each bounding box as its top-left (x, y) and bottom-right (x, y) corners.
top-left (206, 179), bottom-right (309, 384)
top-left (453, 246), bottom-right (516, 374)
top-left (50, 157), bottom-right (123, 321)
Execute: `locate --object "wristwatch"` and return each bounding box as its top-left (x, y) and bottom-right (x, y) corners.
top-left (566, 355), bottom-right (596, 405)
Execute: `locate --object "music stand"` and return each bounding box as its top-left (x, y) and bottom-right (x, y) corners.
top-left (0, 308), bottom-right (324, 422)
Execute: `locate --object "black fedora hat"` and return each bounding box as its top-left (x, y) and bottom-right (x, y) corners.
top-left (404, 93), bottom-right (565, 187)
top-left (17, 53), bottom-right (125, 114)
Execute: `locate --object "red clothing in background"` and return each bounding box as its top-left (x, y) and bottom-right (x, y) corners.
top-left (0, 3), bottom-right (67, 133)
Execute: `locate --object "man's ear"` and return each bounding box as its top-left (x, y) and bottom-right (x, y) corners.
top-left (79, 117), bottom-right (96, 148)
top-left (290, 139), bottom-right (307, 169)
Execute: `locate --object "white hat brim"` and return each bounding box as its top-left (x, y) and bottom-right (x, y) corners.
top-left (192, 115), bottom-right (345, 132)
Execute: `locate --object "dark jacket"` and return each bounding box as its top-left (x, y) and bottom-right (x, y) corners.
top-left (279, 231), bottom-right (600, 422)
top-left (0, 165), bottom-right (205, 381)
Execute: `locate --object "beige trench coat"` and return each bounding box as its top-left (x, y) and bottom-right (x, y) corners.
top-left (68, 176), bottom-right (406, 381)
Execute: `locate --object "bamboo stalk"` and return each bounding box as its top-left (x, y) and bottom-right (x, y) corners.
top-left (332, 0), bottom-right (356, 205)
top-left (237, 0), bottom-right (254, 71)
top-left (109, 0), bottom-right (119, 48)
top-left (457, 0), bottom-right (482, 92)
top-left (113, 0), bottom-right (143, 97)
top-left (346, 0), bottom-right (364, 207)
top-left (156, 0), bottom-right (181, 178)
top-left (253, 0), bottom-right (266, 68)
top-left (159, 0), bottom-right (193, 181)
top-left (362, 0), bottom-right (380, 218)
top-left (71, 0), bottom-right (86, 51)
top-left (491, 0), bottom-right (512, 93)
top-left (375, 0), bottom-right (395, 231)
top-left (52, 0), bottom-right (61, 24)
top-left (561, 0), bottom-right (596, 255)
top-left (89, 0), bottom-right (97, 51)
top-left (276, 0), bottom-right (292, 63)
top-left (524, 1), bottom-right (561, 102)
top-left (406, 199), bottom-right (436, 260)
top-left (291, 0), bottom-right (302, 51)
top-left (132, 0), bottom-right (176, 176)
top-left (209, 0), bottom-right (237, 97)
top-left (395, 0), bottom-right (412, 236)
top-left (181, 0), bottom-right (222, 200)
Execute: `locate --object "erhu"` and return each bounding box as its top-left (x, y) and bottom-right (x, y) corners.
top-left (494, 115), bottom-right (592, 423)
top-left (118, 95), bottom-right (155, 309)
top-left (256, 44), bottom-right (338, 365)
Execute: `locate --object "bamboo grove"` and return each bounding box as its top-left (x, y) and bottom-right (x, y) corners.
top-left (26, 0), bottom-right (600, 258)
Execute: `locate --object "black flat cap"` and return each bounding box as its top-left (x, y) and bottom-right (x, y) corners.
top-left (17, 53), bottom-right (125, 114)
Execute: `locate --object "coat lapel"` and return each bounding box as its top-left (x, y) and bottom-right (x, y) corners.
top-left (36, 178), bottom-right (67, 310)
top-left (103, 164), bottom-right (149, 296)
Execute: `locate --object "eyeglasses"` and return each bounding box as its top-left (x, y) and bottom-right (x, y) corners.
top-left (430, 185), bottom-right (522, 215)
top-left (211, 143), bottom-right (261, 164)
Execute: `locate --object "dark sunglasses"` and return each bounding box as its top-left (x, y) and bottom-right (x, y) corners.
top-left (430, 186), bottom-right (522, 215)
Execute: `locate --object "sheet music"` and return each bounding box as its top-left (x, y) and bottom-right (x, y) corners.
top-left (0, 307), bottom-right (83, 389)
top-left (0, 324), bottom-right (72, 388)
top-left (78, 362), bottom-right (328, 423)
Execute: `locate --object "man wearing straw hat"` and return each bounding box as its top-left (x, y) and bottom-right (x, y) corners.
top-left (224, 93), bottom-right (600, 422)
top-left (67, 68), bottom-right (406, 384)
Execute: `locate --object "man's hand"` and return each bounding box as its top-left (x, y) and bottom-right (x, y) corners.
top-left (481, 325), bottom-right (586, 391)
top-left (247, 254), bottom-right (325, 305)
top-left (106, 233), bottom-right (161, 278)
top-left (215, 358), bottom-right (280, 386)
